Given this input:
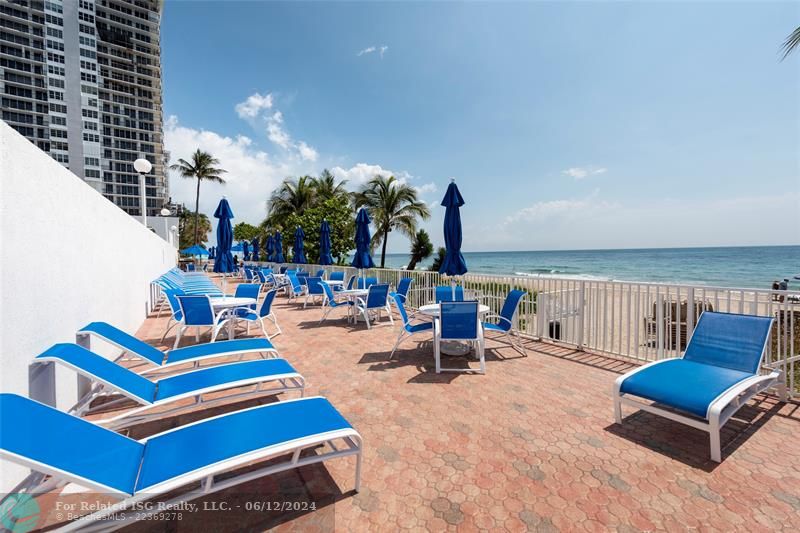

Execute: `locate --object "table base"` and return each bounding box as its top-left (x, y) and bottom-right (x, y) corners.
top-left (440, 341), bottom-right (473, 357)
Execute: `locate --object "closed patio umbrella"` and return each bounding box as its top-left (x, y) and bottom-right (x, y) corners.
top-left (274, 231), bottom-right (285, 263)
top-left (352, 208), bottom-right (375, 284)
top-left (251, 238), bottom-right (260, 262)
top-left (243, 241), bottom-right (250, 261)
top-left (265, 235), bottom-right (274, 262)
top-left (293, 226), bottom-right (307, 264)
top-left (213, 198), bottom-right (235, 275)
top-left (319, 219), bottom-right (334, 265)
top-left (439, 179), bottom-right (468, 299)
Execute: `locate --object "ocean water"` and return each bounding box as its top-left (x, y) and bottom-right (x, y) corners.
top-left (378, 246), bottom-right (800, 289)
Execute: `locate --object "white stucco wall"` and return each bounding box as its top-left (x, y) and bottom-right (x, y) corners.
top-left (0, 121), bottom-right (176, 490)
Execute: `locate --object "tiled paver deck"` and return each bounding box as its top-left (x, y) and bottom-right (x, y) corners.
top-left (33, 285), bottom-right (800, 531)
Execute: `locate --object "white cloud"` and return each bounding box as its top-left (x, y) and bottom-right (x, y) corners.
top-left (164, 115), bottom-right (316, 236)
top-left (414, 182), bottom-right (438, 195)
top-left (234, 92), bottom-right (273, 119)
top-left (296, 141), bottom-right (318, 162)
top-left (357, 45), bottom-right (388, 58)
top-left (505, 192), bottom-right (617, 224)
top-left (266, 111), bottom-right (291, 150)
top-left (562, 166), bottom-right (607, 180)
top-left (331, 163), bottom-right (395, 186)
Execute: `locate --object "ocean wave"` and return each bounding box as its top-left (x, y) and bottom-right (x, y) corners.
top-left (514, 271), bottom-right (611, 281)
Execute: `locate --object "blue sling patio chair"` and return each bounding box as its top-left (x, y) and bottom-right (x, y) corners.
top-left (315, 269), bottom-right (326, 278)
top-left (435, 285), bottom-right (464, 303)
top-left (329, 271), bottom-right (345, 282)
top-left (232, 289), bottom-right (282, 339)
top-left (174, 295), bottom-right (235, 349)
top-left (319, 282), bottom-right (355, 323)
top-left (395, 277), bottom-right (413, 303)
top-left (304, 277), bottom-right (326, 308)
top-left (435, 301), bottom-right (485, 374)
top-left (77, 322), bottom-right (277, 375)
top-left (355, 284), bottom-right (393, 329)
top-left (0, 393), bottom-right (362, 529)
top-left (389, 292), bottom-right (433, 359)
top-left (614, 311), bottom-right (782, 462)
top-left (35, 343), bottom-right (303, 430)
top-left (286, 272), bottom-right (307, 301)
top-left (482, 289), bottom-right (527, 356)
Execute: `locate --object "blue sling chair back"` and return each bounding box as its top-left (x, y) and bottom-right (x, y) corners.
top-left (482, 289), bottom-right (527, 356)
top-left (174, 295), bottom-right (233, 348)
top-left (395, 277), bottom-right (413, 303)
top-left (435, 285), bottom-right (464, 303)
top-left (286, 272), bottom-right (307, 300)
top-left (304, 277), bottom-right (326, 308)
top-left (435, 301), bottom-right (485, 374)
top-left (0, 393), bottom-right (362, 529)
top-left (614, 311), bottom-right (782, 462)
top-left (389, 292), bottom-right (433, 359)
top-left (329, 271), bottom-right (345, 282)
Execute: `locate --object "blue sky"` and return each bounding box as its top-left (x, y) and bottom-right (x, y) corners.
top-left (162, 1), bottom-right (800, 253)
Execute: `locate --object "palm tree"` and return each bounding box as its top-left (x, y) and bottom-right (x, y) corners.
top-left (354, 175), bottom-right (431, 268)
top-left (781, 26), bottom-right (800, 60)
top-left (267, 175), bottom-right (316, 227)
top-left (178, 212), bottom-right (212, 249)
top-left (429, 247), bottom-right (447, 272)
top-left (406, 229), bottom-right (433, 271)
top-left (312, 169), bottom-right (349, 202)
top-left (170, 150), bottom-right (227, 245)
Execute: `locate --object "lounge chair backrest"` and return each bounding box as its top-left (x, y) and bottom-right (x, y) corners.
top-left (315, 269), bottom-right (325, 277)
top-left (176, 295), bottom-right (215, 326)
top-left (497, 289), bottom-right (527, 332)
top-left (256, 270), bottom-right (267, 283)
top-left (234, 283), bottom-right (261, 301)
top-left (79, 322), bottom-right (165, 366)
top-left (436, 285), bottom-right (464, 303)
top-left (330, 271), bottom-right (344, 282)
top-left (440, 301), bottom-right (479, 340)
top-left (259, 289), bottom-right (278, 318)
top-left (365, 284), bottom-right (390, 309)
top-left (307, 277), bottom-right (325, 295)
top-left (0, 393), bottom-right (145, 495)
top-left (391, 292), bottom-right (411, 326)
top-left (683, 312), bottom-right (773, 374)
top-left (37, 344), bottom-right (156, 403)
top-left (396, 278), bottom-right (413, 300)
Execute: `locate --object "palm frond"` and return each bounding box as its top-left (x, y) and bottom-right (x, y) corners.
top-left (780, 26), bottom-right (800, 61)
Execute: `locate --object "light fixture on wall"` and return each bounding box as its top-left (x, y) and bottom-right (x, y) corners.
top-left (160, 207), bottom-right (171, 240)
top-left (133, 158), bottom-right (152, 227)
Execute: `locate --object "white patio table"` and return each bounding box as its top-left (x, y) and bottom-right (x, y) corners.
top-left (209, 296), bottom-right (257, 339)
top-left (336, 288), bottom-right (369, 323)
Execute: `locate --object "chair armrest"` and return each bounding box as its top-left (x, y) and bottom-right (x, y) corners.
top-left (483, 314), bottom-right (513, 327)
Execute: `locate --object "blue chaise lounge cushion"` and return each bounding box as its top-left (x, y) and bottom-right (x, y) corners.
top-left (619, 359), bottom-right (752, 419)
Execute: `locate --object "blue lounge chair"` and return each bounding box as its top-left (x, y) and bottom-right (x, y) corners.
top-left (319, 282), bottom-right (354, 323)
top-left (435, 301), bottom-right (485, 374)
top-left (77, 322), bottom-right (277, 374)
top-left (355, 284), bottom-right (392, 329)
top-left (232, 289), bottom-right (281, 339)
top-left (286, 272), bottom-right (307, 301)
top-left (0, 393), bottom-right (362, 528)
top-left (482, 289), bottom-right (527, 356)
top-left (36, 343), bottom-right (304, 430)
top-left (435, 285), bottom-right (464, 303)
top-left (389, 293), bottom-right (433, 359)
top-left (614, 312), bottom-right (781, 462)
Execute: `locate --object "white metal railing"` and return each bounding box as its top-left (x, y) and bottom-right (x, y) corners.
top-left (243, 261), bottom-right (800, 396)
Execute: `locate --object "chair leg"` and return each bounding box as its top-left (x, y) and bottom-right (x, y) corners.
top-left (385, 306), bottom-right (394, 325)
top-left (173, 326), bottom-right (184, 349)
top-left (709, 415), bottom-right (722, 462)
top-left (389, 332), bottom-right (406, 360)
top-left (270, 314), bottom-right (281, 336)
top-left (160, 318), bottom-right (175, 343)
top-left (260, 319), bottom-right (269, 339)
top-left (478, 337), bottom-right (486, 374)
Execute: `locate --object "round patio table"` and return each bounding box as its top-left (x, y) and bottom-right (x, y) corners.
top-left (418, 303), bottom-right (491, 356)
top-left (209, 296), bottom-right (257, 339)
top-left (337, 289), bottom-right (369, 323)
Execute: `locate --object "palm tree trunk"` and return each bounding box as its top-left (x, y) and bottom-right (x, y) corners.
top-left (380, 228), bottom-right (389, 268)
top-left (193, 177), bottom-right (201, 245)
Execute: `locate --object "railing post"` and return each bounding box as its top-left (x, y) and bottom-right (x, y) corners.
top-left (656, 292), bottom-right (665, 359)
top-left (576, 281), bottom-right (585, 350)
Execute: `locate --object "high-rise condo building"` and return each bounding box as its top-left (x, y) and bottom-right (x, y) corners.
top-left (0, 0), bottom-right (167, 217)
